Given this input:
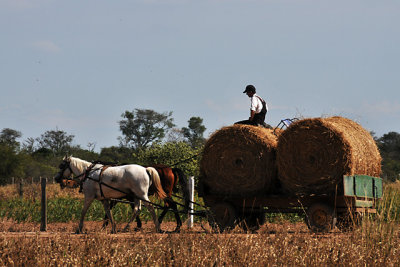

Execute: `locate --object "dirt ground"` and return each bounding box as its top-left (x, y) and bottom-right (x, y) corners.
top-left (0, 219), bottom-right (340, 238)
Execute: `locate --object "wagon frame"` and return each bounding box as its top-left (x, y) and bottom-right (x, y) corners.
top-left (200, 174), bottom-right (383, 232)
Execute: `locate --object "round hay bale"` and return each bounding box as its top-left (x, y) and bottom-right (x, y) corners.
top-left (277, 116), bottom-right (381, 195)
top-left (200, 125), bottom-right (278, 197)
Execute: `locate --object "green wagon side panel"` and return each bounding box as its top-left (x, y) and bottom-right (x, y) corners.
top-left (354, 199), bottom-right (374, 208)
top-left (343, 175), bottom-right (383, 199)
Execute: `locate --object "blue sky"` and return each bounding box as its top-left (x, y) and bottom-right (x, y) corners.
top-left (1, 0), bottom-right (399, 151)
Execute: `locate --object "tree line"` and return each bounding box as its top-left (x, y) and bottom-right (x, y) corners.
top-left (0, 109), bottom-right (206, 184)
top-left (1, 109), bottom-right (400, 184)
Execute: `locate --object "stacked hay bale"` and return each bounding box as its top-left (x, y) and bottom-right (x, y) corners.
top-left (200, 125), bottom-right (278, 197)
top-left (277, 116), bottom-right (381, 195)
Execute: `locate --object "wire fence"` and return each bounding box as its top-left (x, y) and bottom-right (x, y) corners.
top-left (1, 176), bottom-right (56, 185)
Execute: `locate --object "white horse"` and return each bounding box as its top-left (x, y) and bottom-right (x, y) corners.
top-left (54, 156), bottom-right (167, 233)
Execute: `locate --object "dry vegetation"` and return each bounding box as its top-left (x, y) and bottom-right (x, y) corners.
top-left (0, 183), bottom-right (82, 201)
top-left (0, 221), bottom-right (399, 266)
top-left (1, 183), bottom-right (400, 266)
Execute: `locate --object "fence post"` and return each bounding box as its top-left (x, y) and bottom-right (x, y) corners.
top-left (187, 176), bottom-right (195, 228)
top-left (40, 177), bottom-right (47, 232)
top-left (19, 180), bottom-right (24, 198)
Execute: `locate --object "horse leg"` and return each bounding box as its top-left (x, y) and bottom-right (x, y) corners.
top-left (102, 200), bottom-right (116, 234)
top-left (158, 206), bottom-right (168, 224)
top-left (77, 197), bottom-right (94, 234)
top-left (102, 200), bottom-right (117, 230)
top-left (143, 200), bottom-right (161, 233)
top-left (136, 215), bottom-right (142, 230)
top-left (158, 200), bottom-right (181, 232)
top-left (123, 202), bottom-right (142, 231)
top-left (123, 199), bottom-right (141, 232)
top-left (170, 201), bottom-right (182, 232)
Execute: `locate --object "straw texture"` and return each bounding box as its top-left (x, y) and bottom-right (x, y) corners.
top-left (200, 125), bottom-right (278, 197)
top-left (277, 116), bottom-right (381, 195)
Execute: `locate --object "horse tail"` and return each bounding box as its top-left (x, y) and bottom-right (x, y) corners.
top-left (146, 167), bottom-right (167, 200)
top-left (172, 168), bottom-right (190, 212)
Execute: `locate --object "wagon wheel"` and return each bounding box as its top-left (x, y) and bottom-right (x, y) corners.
top-left (239, 210), bottom-right (266, 232)
top-left (207, 202), bottom-right (237, 232)
top-left (305, 203), bottom-right (336, 233)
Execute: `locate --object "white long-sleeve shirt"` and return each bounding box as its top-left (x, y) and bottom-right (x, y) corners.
top-left (250, 94), bottom-right (268, 113)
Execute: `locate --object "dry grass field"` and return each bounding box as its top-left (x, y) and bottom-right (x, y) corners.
top-left (1, 183), bottom-right (400, 266)
top-left (1, 220), bottom-right (399, 266)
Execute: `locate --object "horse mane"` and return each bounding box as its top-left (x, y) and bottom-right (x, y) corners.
top-left (67, 156), bottom-right (92, 174)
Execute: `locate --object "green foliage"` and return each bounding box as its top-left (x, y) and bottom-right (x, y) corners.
top-left (377, 132), bottom-right (400, 181)
top-left (68, 146), bottom-right (100, 162)
top-left (118, 109), bottom-right (175, 150)
top-left (21, 154), bottom-right (57, 180)
top-left (0, 144), bottom-right (25, 184)
top-left (0, 128), bottom-right (22, 150)
top-left (133, 141), bottom-right (202, 177)
top-left (36, 128), bottom-right (75, 156)
top-left (0, 196), bottom-right (185, 223)
top-left (182, 116), bottom-right (206, 148)
top-left (99, 146), bottom-right (133, 163)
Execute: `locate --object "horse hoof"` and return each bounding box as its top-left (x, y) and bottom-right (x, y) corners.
top-left (174, 228), bottom-right (181, 233)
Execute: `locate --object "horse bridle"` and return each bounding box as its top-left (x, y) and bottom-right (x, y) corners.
top-left (56, 159), bottom-right (102, 189)
top-left (56, 160), bottom-right (84, 189)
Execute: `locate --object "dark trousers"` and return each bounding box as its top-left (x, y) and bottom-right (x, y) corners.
top-left (235, 111), bottom-right (267, 127)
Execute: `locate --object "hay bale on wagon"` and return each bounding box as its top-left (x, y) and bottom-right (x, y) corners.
top-left (277, 116), bottom-right (381, 195)
top-left (200, 125), bottom-right (278, 197)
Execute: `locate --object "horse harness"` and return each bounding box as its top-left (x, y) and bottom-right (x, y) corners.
top-left (97, 166), bottom-right (110, 198)
top-left (77, 164), bottom-right (111, 198)
top-left (72, 162), bottom-right (153, 199)
top-left (58, 160), bottom-right (196, 215)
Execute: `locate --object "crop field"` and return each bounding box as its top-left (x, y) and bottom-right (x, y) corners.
top-left (1, 183), bottom-right (400, 266)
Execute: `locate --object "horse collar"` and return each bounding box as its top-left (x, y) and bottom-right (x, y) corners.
top-left (98, 166), bottom-right (110, 198)
top-left (79, 163), bottom-right (97, 192)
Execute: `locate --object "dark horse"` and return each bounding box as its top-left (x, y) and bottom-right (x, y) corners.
top-left (103, 164), bottom-right (190, 232)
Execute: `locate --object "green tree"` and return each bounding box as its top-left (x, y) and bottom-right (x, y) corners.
top-left (377, 132), bottom-right (400, 181)
top-left (20, 153), bottom-right (58, 180)
top-left (0, 144), bottom-right (24, 184)
top-left (68, 145), bottom-right (100, 162)
top-left (36, 129), bottom-right (75, 156)
top-left (132, 141), bottom-right (201, 177)
top-left (0, 128), bottom-right (24, 183)
top-left (22, 137), bottom-right (36, 153)
top-left (182, 117), bottom-right (206, 148)
top-left (118, 109), bottom-right (175, 150)
top-left (99, 146), bottom-right (134, 163)
top-left (378, 132), bottom-right (400, 159)
top-left (0, 128), bottom-right (22, 150)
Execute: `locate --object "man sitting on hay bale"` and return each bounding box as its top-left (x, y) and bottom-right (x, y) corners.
top-left (235, 84), bottom-right (271, 128)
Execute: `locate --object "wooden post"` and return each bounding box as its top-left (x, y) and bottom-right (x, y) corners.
top-left (187, 176), bottom-right (195, 228)
top-left (19, 180), bottom-right (23, 198)
top-left (40, 177), bottom-right (47, 232)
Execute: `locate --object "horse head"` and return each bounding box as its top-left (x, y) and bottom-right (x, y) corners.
top-left (54, 156), bottom-right (74, 189)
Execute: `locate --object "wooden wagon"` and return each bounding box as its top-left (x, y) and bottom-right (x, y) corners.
top-left (199, 174), bottom-right (383, 232)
